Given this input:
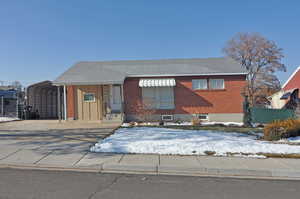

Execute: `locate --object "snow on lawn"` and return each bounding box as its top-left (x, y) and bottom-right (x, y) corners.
top-left (90, 127), bottom-right (300, 157)
top-left (0, 117), bottom-right (19, 123)
top-left (121, 121), bottom-right (244, 127)
top-left (279, 136), bottom-right (300, 143)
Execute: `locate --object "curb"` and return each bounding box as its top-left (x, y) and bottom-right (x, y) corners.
top-left (1, 163), bottom-right (300, 181)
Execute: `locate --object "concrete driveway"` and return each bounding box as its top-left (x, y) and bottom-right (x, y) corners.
top-left (0, 120), bottom-right (120, 166)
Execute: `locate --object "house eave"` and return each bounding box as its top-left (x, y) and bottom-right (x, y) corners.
top-left (52, 72), bottom-right (247, 86)
top-left (52, 81), bottom-right (124, 86)
top-left (127, 72), bottom-right (248, 78)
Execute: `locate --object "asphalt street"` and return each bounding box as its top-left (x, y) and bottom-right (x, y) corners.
top-left (0, 168), bottom-right (299, 199)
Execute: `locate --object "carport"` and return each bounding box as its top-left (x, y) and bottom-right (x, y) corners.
top-left (27, 81), bottom-right (62, 119)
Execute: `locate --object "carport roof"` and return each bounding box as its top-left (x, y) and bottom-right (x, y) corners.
top-left (53, 57), bottom-right (247, 85)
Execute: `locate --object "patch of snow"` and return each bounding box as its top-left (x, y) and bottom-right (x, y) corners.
top-left (164, 122), bottom-right (192, 126)
top-left (287, 137), bottom-right (300, 142)
top-left (230, 153), bottom-right (267, 159)
top-left (279, 136), bottom-right (300, 143)
top-left (201, 122), bottom-right (244, 127)
top-left (121, 121), bottom-right (244, 127)
top-left (0, 117), bottom-right (19, 123)
top-left (90, 127), bottom-right (300, 157)
top-left (121, 123), bottom-right (131, 127)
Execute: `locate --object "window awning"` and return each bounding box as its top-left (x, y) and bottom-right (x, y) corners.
top-left (139, 78), bottom-right (176, 87)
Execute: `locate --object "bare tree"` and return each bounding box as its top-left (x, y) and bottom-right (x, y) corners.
top-left (223, 33), bottom-right (286, 106)
top-left (11, 81), bottom-right (22, 91)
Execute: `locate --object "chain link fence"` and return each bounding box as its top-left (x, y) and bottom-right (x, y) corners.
top-left (0, 91), bottom-right (23, 119)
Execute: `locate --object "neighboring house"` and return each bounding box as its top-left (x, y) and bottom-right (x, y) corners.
top-left (53, 57), bottom-right (247, 122)
top-left (267, 90), bottom-right (286, 109)
top-left (268, 66), bottom-right (300, 110)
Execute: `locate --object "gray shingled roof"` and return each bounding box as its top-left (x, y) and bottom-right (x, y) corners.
top-left (53, 57), bottom-right (247, 85)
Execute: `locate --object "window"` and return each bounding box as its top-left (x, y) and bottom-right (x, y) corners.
top-left (83, 93), bottom-right (95, 102)
top-left (198, 114), bottom-right (208, 120)
top-left (112, 85), bottom-right (121, 104)
top-left (142, 87), bottom-right (174, 109)
top-left (161, 115), bottom-right (173, 121)
top-left (192, 79), bottom-right (207, 90)
top-left (209, 79), bottom-right (224, 89)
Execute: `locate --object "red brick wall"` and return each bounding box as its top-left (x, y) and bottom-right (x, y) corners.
top-left (124, 75), bottom-right (246, 115)
top-left (283, 68), bottom-right (300, 91)
top-left (67, 85), bottom-right (75, 119)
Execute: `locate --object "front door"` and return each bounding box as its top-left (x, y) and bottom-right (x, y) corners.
top-left (110, 85), bottom-right (122, 112)
top-left (76, 85), bottom-right (103, 120)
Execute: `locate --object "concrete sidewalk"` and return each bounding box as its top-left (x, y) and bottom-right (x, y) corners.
top-left (1, 149), bottom-right (300, 180)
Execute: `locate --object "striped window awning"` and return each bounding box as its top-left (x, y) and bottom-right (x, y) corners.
top-left (139, 78), bottom-right (176, 87)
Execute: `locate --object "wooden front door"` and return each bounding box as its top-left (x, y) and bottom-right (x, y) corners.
top-left (76, 85), bottom-right (103, 120)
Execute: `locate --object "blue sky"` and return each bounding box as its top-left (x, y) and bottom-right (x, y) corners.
top-left (1, 0), bottom-right (300, 86)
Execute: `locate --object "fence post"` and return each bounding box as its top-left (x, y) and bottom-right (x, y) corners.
top-left (16, 96), bottom-right (19, 119)
top-left (1, 96), bottom-right (3, 116)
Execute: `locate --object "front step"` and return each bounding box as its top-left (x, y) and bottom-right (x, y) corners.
top-left (103, 113), bottom-right (123, 122)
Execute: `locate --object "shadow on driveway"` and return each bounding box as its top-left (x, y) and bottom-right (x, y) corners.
top-left (0, 120), bottom-right (119, 155)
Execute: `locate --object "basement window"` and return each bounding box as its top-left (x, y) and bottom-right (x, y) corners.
top-left (161, 115), bottom-right (174, 121)
top-left (84, 93), bottom-right (95, 102)
top-left (198, 114), bottom-right (209, 120)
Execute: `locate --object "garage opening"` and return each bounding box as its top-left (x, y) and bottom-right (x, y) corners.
top-left (26, 81), bottom-right (60, 119)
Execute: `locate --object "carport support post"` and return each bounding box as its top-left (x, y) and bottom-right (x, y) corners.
top-left (57, 86), bottom-right (61, 122)
top-left (63, 85), bottom-right (67, 121)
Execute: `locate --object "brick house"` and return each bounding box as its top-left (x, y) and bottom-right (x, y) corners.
top-left (268, 66), bottom-right (300, 116)
top-left (53, 57), bottom-right (247, 122)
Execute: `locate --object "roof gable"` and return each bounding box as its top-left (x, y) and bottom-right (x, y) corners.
top-left (282, 66), bottom-right (300, 91)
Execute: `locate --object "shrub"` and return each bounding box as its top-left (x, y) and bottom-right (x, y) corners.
top-left (204, 150), bottom-right (216, 156)
top-left (191, 117), bottom-right (201, 126)
top-left (264, 119), bottom-right (300, 141)
top-left (174, 119), bottom-right (182, 124)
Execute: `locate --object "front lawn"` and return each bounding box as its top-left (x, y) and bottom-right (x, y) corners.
top-left (90, 127), bottom-right (300, 158)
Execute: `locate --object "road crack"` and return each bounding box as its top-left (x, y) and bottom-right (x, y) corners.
top-left (87, 175), bottom-right (123, 199)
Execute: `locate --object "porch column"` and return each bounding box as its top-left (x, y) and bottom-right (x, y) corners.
top-left (63, 85), bottom-right (67, 120)
top-left (120, 84), bottom-right (125, 122)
